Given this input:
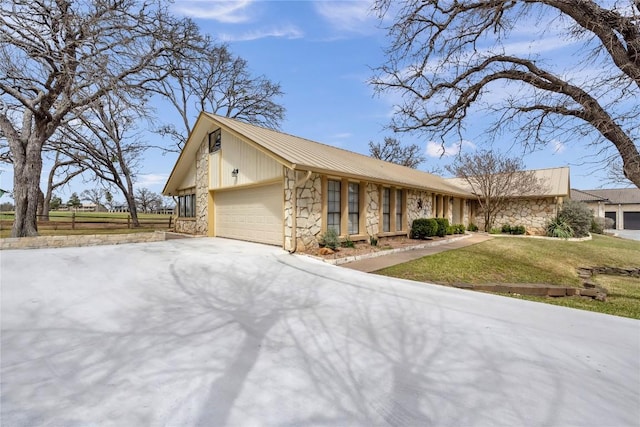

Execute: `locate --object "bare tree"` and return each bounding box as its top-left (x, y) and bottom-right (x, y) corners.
top-left (134, 188), bottom-right (162, 213)
top-left (39, 150), bottom-right (87, 220)
top-left (58, 94), bottom-right (148, 227)
top-left (0, 0), bottom-right (199, 237)
top-left (152, 42), bottom-right (286, 151)
top-left (372, 0), bottom-right (640, 189)
top-left (446, 150), bottom-right (541, 232)
top-left (368, 137), bottom-right (425, 168)
top-left (81, 188), bottom-right (107, 211)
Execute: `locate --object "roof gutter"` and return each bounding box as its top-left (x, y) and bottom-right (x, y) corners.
top-left (288, 169), bottom-right (312, 254)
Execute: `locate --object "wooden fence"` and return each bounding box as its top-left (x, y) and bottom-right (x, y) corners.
top-left (0, 212), bottom-right (173, 232)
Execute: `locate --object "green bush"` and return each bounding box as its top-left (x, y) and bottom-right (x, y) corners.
top-left (501, 224), bottom-right (512, 233)
top-left (557, 200), bottom-right (592, 238)
top-left (467, 223), bottom-right (479, 232)
top-left (319, 228), bottom-right (339, 250)
top-left (511, 225), bottom-right (526, 235)
top-left (435, 218), bottom-right (449, 237)
top-left (450, 224), bottom-right (466, 234)
top-left (489, 227), bottom-right (502, 234)
top-left (369, 234), bottom-right (378, 246)
top-left (546, 217), bottom-right (574, 239)
top-left (341, 235), bottom-right (355, 248)
top-left (411, 218), bottom-right (438, 239)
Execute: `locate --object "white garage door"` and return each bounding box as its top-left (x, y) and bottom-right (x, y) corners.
top-left (215, 183), bottom-right (283, 246)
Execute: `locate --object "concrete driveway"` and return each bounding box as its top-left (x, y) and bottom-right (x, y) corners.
top-left (1, 238), bottom-right (638, 426)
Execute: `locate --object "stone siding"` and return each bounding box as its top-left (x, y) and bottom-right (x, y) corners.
top-left (194, 138), bottom-right (209, 234)
top-left (284, 170), bottom-right (322, 251)
top-left (407, 190), bottom-right (434, 229)
top-left (365, 183), bottom-right (380, 236)
top-left (175, 219), bottom-right (196, 234)
top-left (476, 197), bottom-right (557, 234)
top-left (0, 231), bottom-right (167, 250)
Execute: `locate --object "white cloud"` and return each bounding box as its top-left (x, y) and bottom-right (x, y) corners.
top-left (173, 0), bottom-right (254, 23)
top-left (314, 1), bottom-right (376, 34)
top-left (426, 140), bottom-right (476, 158)
top-left (135, 173), bottom-right (169, 189)
top-left (220, 25), bottom-right (303, 42)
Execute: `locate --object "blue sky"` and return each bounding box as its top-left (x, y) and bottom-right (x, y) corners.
top-left (0, 0), bottom-right (631, 203)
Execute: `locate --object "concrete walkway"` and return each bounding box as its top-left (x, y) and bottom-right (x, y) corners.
top-left (342, 233), bottom-right (493, 272)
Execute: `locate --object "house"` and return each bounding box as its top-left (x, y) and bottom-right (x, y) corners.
top-left (446, 167), bottom-right (571, 234)
top-left (163, 113), bottom-right (570, 250)
top-left (571, 188), bottom-right (640, 230)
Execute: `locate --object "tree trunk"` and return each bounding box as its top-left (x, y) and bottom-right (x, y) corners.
top-left (12, 142), bottom-right (43, 237)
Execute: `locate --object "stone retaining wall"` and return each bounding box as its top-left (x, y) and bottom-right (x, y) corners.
top-left (0, 231), bottom-right (168, 250)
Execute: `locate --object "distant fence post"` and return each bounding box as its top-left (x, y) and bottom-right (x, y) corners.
top-left (127, 215), bottom-right (131, 229)
top-left (71, 212), bottom-right (76, 230)
top-left (168, 216), bottom-right (172, 229)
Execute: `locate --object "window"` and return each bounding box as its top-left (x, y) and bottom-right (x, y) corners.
top-left (178, 194), bottom-right (195, 217)
top-left (382, 187), bottom-right (390, 232)
top-left (209, 129), bottom-right (221, 153)
top-left (327, 180), bottom-right (341, 234)
top-left (348, 182), bottom-right (359, 235)
top-left (395, 189), bottom-right (403, 231)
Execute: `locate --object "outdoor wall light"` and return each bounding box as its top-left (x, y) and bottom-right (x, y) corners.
top-left (231, 168), bottom-right (239, 177)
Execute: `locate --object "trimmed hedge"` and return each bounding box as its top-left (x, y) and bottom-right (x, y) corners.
top-left (411, 218), bottom-right (439, 239)
top-left (435, 218), bottom-right (449, 237)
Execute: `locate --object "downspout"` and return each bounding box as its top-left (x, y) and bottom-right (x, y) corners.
top-left (288, 169), bottom-right (313, 254)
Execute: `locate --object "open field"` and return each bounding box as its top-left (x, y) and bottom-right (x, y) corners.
top-left (376, 234), bottom-right (640, 319)
top-left (0, 211), bottom-right (173, 238)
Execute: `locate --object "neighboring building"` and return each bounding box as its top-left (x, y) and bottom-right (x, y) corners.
top-left (163, 113), bottom-right (570, 249)
top-left (571, 188), bottom-right (640, 230)
top-left (447, 167), bottom-right (571, 234)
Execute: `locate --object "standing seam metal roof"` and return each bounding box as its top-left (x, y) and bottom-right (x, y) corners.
top-left (203, 113), bottom-right (473, 196)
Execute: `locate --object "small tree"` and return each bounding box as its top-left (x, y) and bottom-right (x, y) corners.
top-left (368, 137), bottom-right (425, 169)
top-left (447, 150), bottom-right (541, 232)
top-left (135, 188), bottom-right (163, 213)
top-left (557, 200), bottom-right (593, 238)
top-left (67, 193), bottom-right (81, 211)
top-left (49, 196), bottom-right (62, 211)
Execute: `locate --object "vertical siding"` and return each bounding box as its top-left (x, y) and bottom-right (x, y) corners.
top-left (219, 130), bottom-right (282, 187)
top-left (209, 152), bottom-right (220, 188)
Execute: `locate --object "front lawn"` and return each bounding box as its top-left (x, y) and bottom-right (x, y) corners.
top-left (376, 234), bottom-right (640, 319)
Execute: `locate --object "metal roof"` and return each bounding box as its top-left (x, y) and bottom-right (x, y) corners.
top-left (445, 167), bottom-right (571, 198)
top-left (164, 113), bottom-right (473, 197)
top-left (570, 189), bottom-right (608, 202)
top-left (575, 188), bottom-right (640, 204)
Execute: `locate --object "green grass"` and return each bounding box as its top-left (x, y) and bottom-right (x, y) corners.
top-left (376, 234), bottom-right (640, 319)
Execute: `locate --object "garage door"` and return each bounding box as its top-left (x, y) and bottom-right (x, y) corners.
top-left (215, 183), bottom-right (283, 245)
top-left (623, 212), bottom-right (640, 230)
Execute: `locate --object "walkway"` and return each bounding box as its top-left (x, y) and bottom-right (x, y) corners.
top-left (342, 233), bottom-right (493, 272)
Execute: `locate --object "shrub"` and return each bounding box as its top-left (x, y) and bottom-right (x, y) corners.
top-left (467, 223), bottom-right (479, 232)
top-left (319, 228), bottom-right (339, 250)
top-left (546, 217), bottom-right (574, 239)
top-left (501, 224), bottom-right (512, 233)
top-left (435, 218), bottom-right (449, 237)
top-left (450, 224), bottom-right (466, 234)
top-left (411, 218), bottom-right (438, 239)
top-left (557, 200), bottom-right (592, 238)
top-left (511, 225), bottom-right (526, 235)
top-left (341, 235), bottom-right (355, 248)
top-left (489, 227), bottom-right (502, 234)
top-left (447, 225), bottom-right (456, 235)
top-left (590, 217), bottom-right (615, 234)
top-left (369, 235), bottom-right (378, 246)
